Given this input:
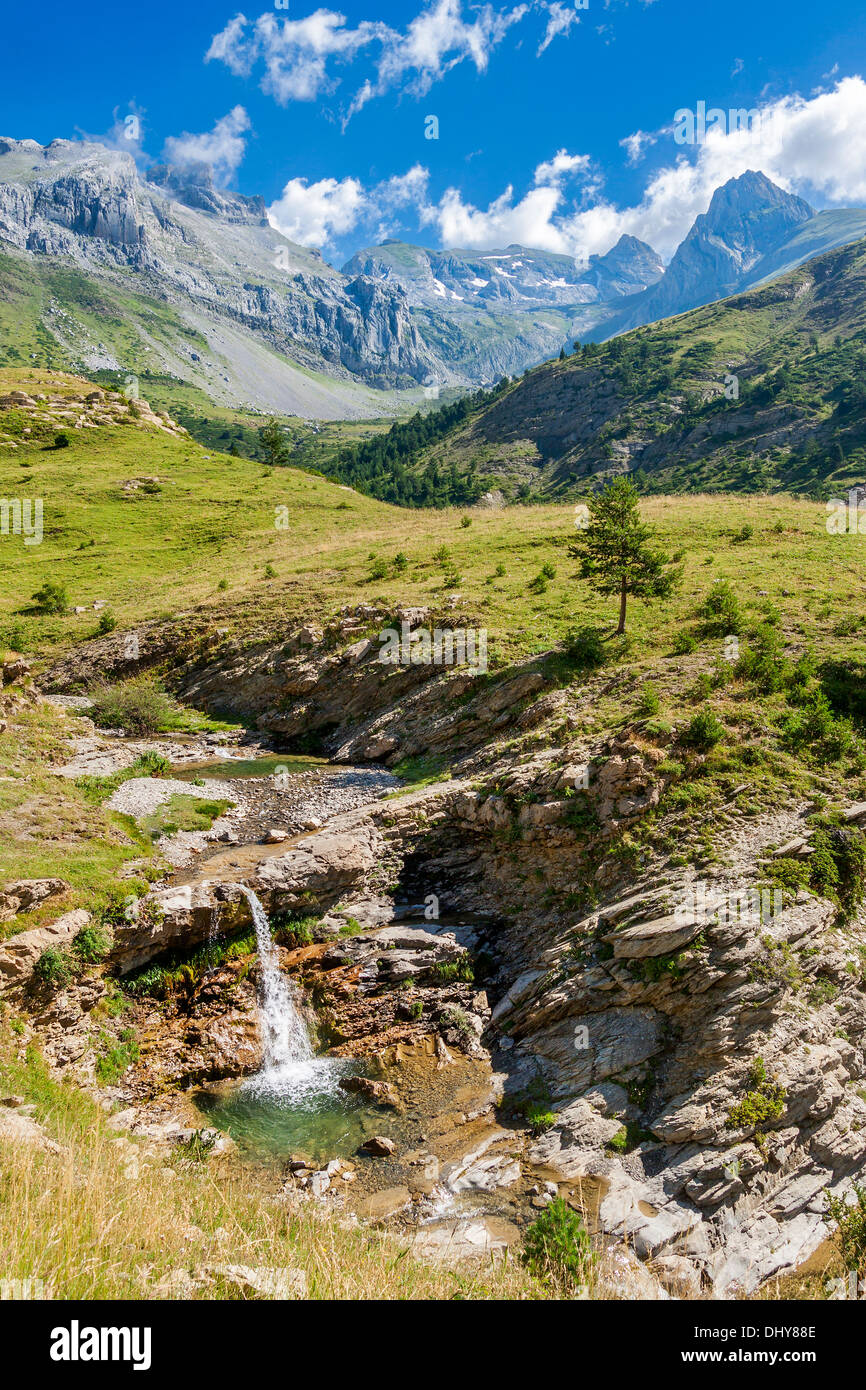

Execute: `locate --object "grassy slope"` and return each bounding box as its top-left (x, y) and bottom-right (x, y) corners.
top-left (1, 368), bottom-right (865, 678)
top-left (1, 370), bottom-right (865, 1300)
top-left (0, 1041), bottom-right (541, 1300)
top-left (333, 234), bottom-right (866, 503)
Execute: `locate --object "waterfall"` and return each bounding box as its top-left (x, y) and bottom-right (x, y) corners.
top-left (233, 885), bottom-right (338, 1102)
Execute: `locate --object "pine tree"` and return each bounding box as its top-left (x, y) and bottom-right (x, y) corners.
top-left (569, 477), bottom-right (681, 634)
top-left (259, 418), bottom-right (289, 467)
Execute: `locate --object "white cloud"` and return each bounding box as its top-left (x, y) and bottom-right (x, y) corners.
top-left (268, 163), bottom-right (430, 248)
top-left (161, 107), bottom-right (251, 182)
top-left (268, 175), bottom-right (366, 247)
top-left (347, 0), bottom-right (529, 118)
top-left (208, 2), bottom-right (582, 119)
top-left (533, 148), bottom-right (590, 185)
top-left (207, 10), bottom-right (390, 104)
top-left (421, 77), bottom-right (866, 264)
top-left (537, 1), bottom-right (580, 55)
top-left (619, 129), bottom-right (656, 166)
top-left (422, 181), bottom-right (569, 251)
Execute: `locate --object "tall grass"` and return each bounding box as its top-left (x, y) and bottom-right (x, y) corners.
top-left (0, 1035), bottom-right (542, 1301)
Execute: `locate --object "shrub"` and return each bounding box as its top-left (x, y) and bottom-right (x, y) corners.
top-left (53, 430), bottom-right (71, 449)
top-left (563, 625), bottom-right (606, 671)
top-left (31, 580), bottom-right (67, 615)
top-left (72, 924), bottom-right (112, 963)
top-left (434, 953), bottom-right (475, 984)
top-left (264, 563), bottom-right (277, 579)
top-left (95, 1030), bottom-right (140, 1083)
top-left (521, 1198), bottom-right (594, 1294)
top-left (699, 579), bottom-right (743, 636)
top-left (673, 631), bottom-right (697, 655)
top-left (95, 610), bottom-right (117, 635)
top-left (528, 573), bottom-right (548, 594)
top-left (33, 947), bottom-right (74, 988)
top-left (89, 682), bottom-right (173, 736)
top-left (824, 1184), bottom-right (866, 1274)
top-left (526, 1108), bottom-right (557, 1135)
top-left (460, 515), bottom-right (472, 528)
top-left (367, 557), bottom-right (389, 582)
top-left (681, 708), bottom-right (725, 751)
top-left (637, 682), bottom-right (660, 717)
top-left (393, 551), bottom-right (408, 573)
top-left (726, 1056), bottom-right (786, 1137)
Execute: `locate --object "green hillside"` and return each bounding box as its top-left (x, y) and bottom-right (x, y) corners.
top-left (320, 234), bottom-right (866, 506)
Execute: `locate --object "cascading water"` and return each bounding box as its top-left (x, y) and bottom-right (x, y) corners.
top-left (234, 884), bottom-right (340, 1103)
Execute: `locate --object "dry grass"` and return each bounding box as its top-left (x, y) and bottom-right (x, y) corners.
top-left (0, 1030), bottom-right (545, 1301)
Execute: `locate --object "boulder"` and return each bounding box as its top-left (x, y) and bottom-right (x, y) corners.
top-left (360, 1135), bottom-right (396, 1157)
top-left (0, 908), bottom-right (90, 988)
top-left (339, 1076), bottom-right (399, 1107)
top-left (606, 913), bottom-right (704, 960)
top-left (0, 877), bottom-right (69, 922)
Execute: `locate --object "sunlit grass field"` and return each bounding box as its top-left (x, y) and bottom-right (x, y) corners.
top-left (1, 372), bottom-right (864, 677)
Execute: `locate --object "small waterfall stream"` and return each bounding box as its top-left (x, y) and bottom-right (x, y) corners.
top-left (233, 884), bottom-right (337, 1102)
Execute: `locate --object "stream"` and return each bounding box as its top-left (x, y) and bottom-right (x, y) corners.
top-left (163, 750), bottom-right (559, 1254)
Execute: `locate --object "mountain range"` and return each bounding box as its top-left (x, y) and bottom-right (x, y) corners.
top-left (2, 137), bottom-right (866, 424)
top-left (318, 228), bottom-right (866, 505)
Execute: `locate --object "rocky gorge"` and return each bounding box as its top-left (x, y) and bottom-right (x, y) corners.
top-left (3, 602), bottom-right (866, 1300)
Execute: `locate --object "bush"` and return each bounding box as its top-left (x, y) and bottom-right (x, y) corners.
top-left (521, 1198), bottom-right (594, 1294)
top-left (637, 682), bottom-right (661, 717)
top-left (680, 708), bottom-right (725, 751)
top-left (824, 1184), bottom-right (866, 1274)
top-left (89, 682), bottom-right (173, 736)
top-left (34, 947), bottom-right (74, 988)
top-left (54, 430), bottom-right (71, 449)
top-left (699, 579), bottom-right (743, 636)
top-left (672, 631), bottom-right (697, 655)
top-left (31, 580), bottom-right (68, 615)
top-left (95, 1030), bottom-right (140, 1083)
top-left (735, 624), bottom-right (788, 694)
top-left (95, 610), bottom-right (117, 635)
top-left (72, 924), bottom-right (112, 963)
top-left (563, 625), bottom-right (606, 671)
top-left (726, 1056), bottom-right (786, 1136)
top-left (367, 557), bottom-right (389, 582)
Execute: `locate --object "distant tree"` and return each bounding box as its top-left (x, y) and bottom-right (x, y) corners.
top-left (559, 347), bottom-right (567, 361)
top-left (228, 441), bottom-right (241, 457)
top-left (569, 477), bottom-right (682, 635)
top-left (259, 418), bottom-right (289, 467)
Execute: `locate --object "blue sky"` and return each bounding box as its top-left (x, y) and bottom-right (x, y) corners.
top-left (4, 0), bottom-right (866, 267)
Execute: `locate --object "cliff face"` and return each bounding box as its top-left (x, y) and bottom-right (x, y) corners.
top-left (0, 137), bottom-right (440, 400)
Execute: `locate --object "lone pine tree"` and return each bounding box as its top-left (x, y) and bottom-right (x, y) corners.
top-left (569, 477), bottom-right (681, 634)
